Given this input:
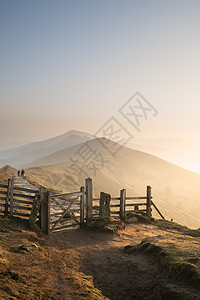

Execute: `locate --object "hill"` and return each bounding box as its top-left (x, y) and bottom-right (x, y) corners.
top-left (128, 138), bottom-right (200, 174)
top-left (0, 165), bottom-right (16, 183)
top-left (0, 130), bottom-right (94, 168)
top-left (25, 138), bottom-right (200, 227)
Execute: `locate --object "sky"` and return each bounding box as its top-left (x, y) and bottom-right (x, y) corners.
top-left (1, 0), bottom-right (200, 152)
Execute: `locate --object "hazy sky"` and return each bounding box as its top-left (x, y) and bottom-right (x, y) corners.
top-left (1, 0), bottom-right (200, 149)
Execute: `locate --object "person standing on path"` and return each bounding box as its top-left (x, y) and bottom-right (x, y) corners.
top-left (17, 170), bottom-right (20, 176)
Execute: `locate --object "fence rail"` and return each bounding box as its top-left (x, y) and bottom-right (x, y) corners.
top-left (0, 177), bottom-right (161, 235)
top-left (0, 178), bottom-right (39, 218)
top-left (89, 183), bottom-right (152, 220)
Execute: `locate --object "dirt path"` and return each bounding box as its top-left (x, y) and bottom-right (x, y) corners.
top-left (1, 215), bottom-right (200, 299)
top-left (13, 173), bottom-right (38, 190)
top-left (40, 224), bottom-right (173, 299)
top-left (2, 176), bottom-right (199, 299)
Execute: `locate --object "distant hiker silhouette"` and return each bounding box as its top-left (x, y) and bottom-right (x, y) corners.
top-left (21, 169), bottom-right (25, 177)
top-left (17, 170), bottom-right (20, 176)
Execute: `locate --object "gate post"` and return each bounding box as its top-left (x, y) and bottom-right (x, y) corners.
top-left (80, 186), bottom-right (85, 224)
top-left (146, 186), bottom-right (152, 217)
top-left (85, 178), bottom-right (93, 220)
top-left (120, 189), bottom-right (126, 220)
top-left (5, 179), bottom-right (11, 215)
top-left (9, 178), bottom-right (14, 216)
top-left (39, 187), bottom-right (50, 234)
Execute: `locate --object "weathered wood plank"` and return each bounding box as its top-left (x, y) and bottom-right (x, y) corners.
top-left (13, 193), bottom-right (35, 200)
top-left (39, 187), bottom-right (45, 231)
top-left (50, 218), bottom-right (72, 224)
top-left (40, 189), bottom-right (50, 235)
top-left (13, 212), bottom-right (30, 217)
top-left (93, 197), bottom-right (120, 201)
top-left (51, 196), bottom-right (79, 203)
top-left (125, 209), bottom-right (147, 213)
top-left (13, 205), bottom-right (32, 211)
top-left (46, 192), bottom-right (50, 235)
top-left (0, 197), bottom-right (6, 201)
top-left (5, 179), bottom-right (11, 214)
top-left (120, 189), bottom-right (126, 220)
top-left (13, 199), bottom-right (33, 205)
top-left (0, 191), bottom-right (7, 195)
top-left (146, 186), bottom-right (152, 217)
top-left (0, 184), bottom-right (8, 189)
top-left (51, 197), bottom-right (67, 211)
top-left (10, 179), bottom-right (14, 216)
top-left (151, 201), bottom-right (165, 220)
top-left (92, 198), bottom-right (100, 201)
top-left (126, 197), bottom-right (147, 200)
top-left (110, 211), bottom-right (120, 214)
top-left (86, 178), bottom-right (93, 220)
top-left (125, 203), bottom-right (147, 207)
top-left (52, 191), bottom-right (83, 197)
top-left (13, 186), bottom-right (38, 193)
top-left (80, 186), bottom-right (84, 224)
top-left (50, 195), bottom-right (80, 231)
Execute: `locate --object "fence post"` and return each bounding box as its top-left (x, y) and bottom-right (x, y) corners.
top-left (39, 187), bottom-right (43, 229)
top-left (29, 191), bottom-right (40, 225)
top-left (80, 186), bottom-right (84, 224)
top-left (120, 189), bottom-right (126, 220)
top-left (9, 178), bottom-right (14, 216)
top-left (46, 191), bottom-right (50, 235)
top-left (146, 186), bottom-right (152, 217)
top-left (39, 187), bottom-right (45, 231)
top-left (5, 179), bottom-right (11, 215)
top-left (39, 187), bottom-right (50, 234)
top-left (85, 178), bottom-right (93, 220)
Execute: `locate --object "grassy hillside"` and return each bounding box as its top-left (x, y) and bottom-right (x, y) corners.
top-left (25, 138), bottom-right (200, 228)
top-left (0, 165), bottom-right (16, 183)
top-left (0, 130), bottom-right (94, 168)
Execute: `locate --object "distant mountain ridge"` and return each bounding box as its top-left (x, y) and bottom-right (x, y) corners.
top-left (1, 132), bottom-right (200, 227)
top-left (0, 130), bottom-right (95, 168)
top-left (26, 137), bottom-right (200, 224)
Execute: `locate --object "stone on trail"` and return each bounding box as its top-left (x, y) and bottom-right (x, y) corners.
top-left (125, 216), bottom-right (138, 224)
top-left (20, 243), bottom-right (38, 252)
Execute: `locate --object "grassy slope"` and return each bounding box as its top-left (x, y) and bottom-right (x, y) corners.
top-left (0, 166), bottom-right (16, 183)
top-left (25, 138), bottom-right (200, 223)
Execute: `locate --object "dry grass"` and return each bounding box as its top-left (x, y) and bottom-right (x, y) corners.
top-left (0, 215), bottom-right (108, 300)
top-left (1, 214), bottom-right (200, 299)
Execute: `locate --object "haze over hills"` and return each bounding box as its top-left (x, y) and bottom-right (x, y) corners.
top-left (1, 131), bottom-right (200, 227)
top-left (25, 138), bottom-right (200, 225)
top-left (128, 138), bottom-right (200, 174)
top-left (0, 130), bottom-right (95, 168)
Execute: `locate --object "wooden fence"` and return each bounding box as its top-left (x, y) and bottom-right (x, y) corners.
top-left (0, 179), bottom-right (38, 218)
top-left (0, 177), bottom-right (164, 234)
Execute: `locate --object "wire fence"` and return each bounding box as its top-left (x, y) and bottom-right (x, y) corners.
top-left (124, 181), bottom-right (200, 230)
top-left (152, 194), bottom-right (200, 229)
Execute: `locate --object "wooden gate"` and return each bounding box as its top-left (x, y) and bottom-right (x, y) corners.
top-left (0, 179), bottom-right (38, 218)
top-left (49, 187), bottom-right (85, 232)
